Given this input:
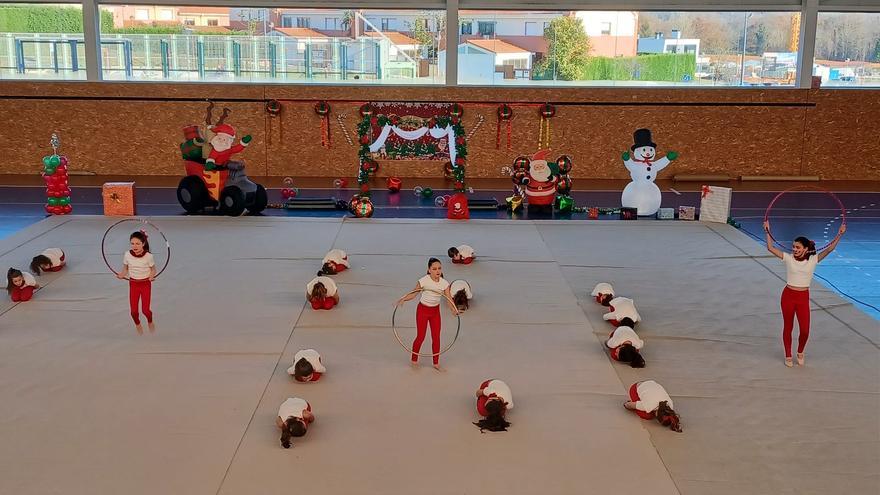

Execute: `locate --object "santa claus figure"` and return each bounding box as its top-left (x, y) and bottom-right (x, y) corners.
top-left (523, 149), bottom-right (558, 213)
top-left (205, 123), bottom-right (252, 170)
top-left (447, 192), bottom-right (470, 220)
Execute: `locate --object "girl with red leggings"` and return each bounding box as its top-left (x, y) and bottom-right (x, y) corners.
top-left (764, 221), bottom-right (845, 367)
top-left (117, 231), bottom-right (156, 334)
top-left (7, 268), bottom-right (39, 302)
top-left (396, 258), bottom-right (459, 371)
top-left (306, 276), bottom-right (339, 310)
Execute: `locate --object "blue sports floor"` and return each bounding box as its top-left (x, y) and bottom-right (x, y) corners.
top-left (1, 185), bottom-right (877, 319)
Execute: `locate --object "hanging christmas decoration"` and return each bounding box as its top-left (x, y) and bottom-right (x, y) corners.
top-left (314, 101), bottom-right (332, 148)
top-left (337, 113), bottom-right (354, 146)
top-left (265, 99), bottom-right (283, 145)
top-left (496, 104), bottom-right (514, 150)
top-left (556, 155), bottom-right (573, 175)
top-left (538, 103), bottom-right (556, 149)
top-left (449, 103), bottom-right (464, 118)
top-left (42, 133), bottom-right (72, 215)
top-left (333, 178), bottom-right (348, 189)
top-left (359, 103), bottom-right (374, 118)
top-left (466, 114), bottom-right (485, 141)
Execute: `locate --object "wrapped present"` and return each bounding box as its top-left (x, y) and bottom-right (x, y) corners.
top-left (102, 182), bottom-right (136, 216)
top-left (656, 207), bottom-right (675, 220)
top-left (699, 185), bottom-right (732, 224)
top-left (678, 205), bottom-right (696, 220)
top-left (620, 207), bottom-right (638, 220)
top-left (588, 207), bottom-right (599, 219)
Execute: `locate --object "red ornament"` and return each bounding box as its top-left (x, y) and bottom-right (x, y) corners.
top-left (266, 99), bottom-right (282, 115)
top-left (451, 116), bottom-right (460, 125)
top-left (386, 176), bottom-right (402, 193)
top-left (314, 101), bottom-right (331, 116)
top-left (360, 183), bottom-right (370, 193)
top-left (360, 134), bottom-right (371, 145)
top-left (513, 156), bottom-right (530, 171)
top-left (455, 136), bottom-right (465, 145)
top-left (540, 103), bottom-right (556, 118)
top-left (556, 176), bottom-right (573, 194)
top-left (497, 104), bottom-right (513, 120)
top-left (359, 103), bottom-right (374, 117)
top-left (556, 155), bottom-right (573, 174)
top-left (370, 116), bottom-right (378, 125)
top-left (455, 157), bottom-right (465, 166)
top-left (454, 181), bottom-right (464, 190)
top-left (449, 103), bottom-right (464, 118)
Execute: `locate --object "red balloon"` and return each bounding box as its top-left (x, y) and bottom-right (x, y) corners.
top-left (45, 205), bottom-right (53, 214)
top-left (62, 205), bottom-right (72, 214)
top-left (59, 156), bottom-right (69, 167)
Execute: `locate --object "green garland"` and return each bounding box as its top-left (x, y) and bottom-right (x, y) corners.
top-left (356, 110), bottom-right (468, 195)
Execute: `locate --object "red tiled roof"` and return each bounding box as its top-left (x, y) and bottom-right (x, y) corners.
top-left (466, 39), bottom-right (530, 54)
top-left (273, 28), bottom-right (328, 38)
top-left (364, 31), bottom-right (419, 46)
top-left (178, 7), bottom-right (230, 15)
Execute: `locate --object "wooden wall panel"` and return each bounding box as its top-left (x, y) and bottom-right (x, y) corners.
top-left (1, 82), bottom-right (877, 180)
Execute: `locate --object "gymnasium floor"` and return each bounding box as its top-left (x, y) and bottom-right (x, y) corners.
top-left (0, 214), bottom-right (877, 495)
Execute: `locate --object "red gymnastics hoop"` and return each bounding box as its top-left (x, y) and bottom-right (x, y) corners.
top-left (763, 185), bottom-right (847, 252)
top-left (101, 218), bottom-right (171, 279)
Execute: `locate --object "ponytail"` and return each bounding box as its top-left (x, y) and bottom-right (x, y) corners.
top-left (30, 255), bottom-right (51, 275)
top-left (657, 401), bottom-right (682, 432)
top-left (794, 236), bottom-right (817, 259)
top-left (474, 399), bottom-right (511, 432)
top-left (280, 417), bottom-right (307, 448)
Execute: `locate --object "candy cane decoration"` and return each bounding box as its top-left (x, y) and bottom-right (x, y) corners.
top-left (466, 114), bottom-right (485, 141)
top-left (337, 113), bottom-right (355, 146)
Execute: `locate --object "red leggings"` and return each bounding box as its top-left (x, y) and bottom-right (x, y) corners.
top-left (781, 286), bottom-right (810, 358)
top-left (412, 303), bottom-right (441, 365)
top-left (129, 279), bottom-right (153, 325)
top-left (629, 383), bottom-right (655, 420)
top-left (310, 298), bottom-right (337, 310)
top-left (11, 286), bottom-right (35, 302)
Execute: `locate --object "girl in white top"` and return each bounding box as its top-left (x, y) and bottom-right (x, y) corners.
top-left (6, 268), bottom-right (39, 302)
top-left (117, 231), bottom-right (156, 333)
top-left (605, 326), bottom-right (645, 368)
top-left (276, 397), bottom-right (315, 449)
top-left (306, 275), bottom-right (339, 310)
top-left (450, 279), bottom-right (473, 312)
top-left (475, 379), bottom-right (513, 432)
top-left (318, 249), bottom-right (349, 275)
top-left (763, 220), bottom-right (845, 367)
top-left (591, 282), bottom-right (615, 306)
top-left (603, 297), bottom-right (641, 327)
top-left (396, 258), bottom-right (459, 371)
top-left (288, 349), bottom-right (326, 382)
top-left (448, 244), bottom-right (475, 264)
top-left (624, 380), bottom-right (682, 432)
top-left (30, 247), bottom-right (66, 275)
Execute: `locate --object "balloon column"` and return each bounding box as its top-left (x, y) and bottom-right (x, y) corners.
top-left (42, 133), bottom-right (72, 215)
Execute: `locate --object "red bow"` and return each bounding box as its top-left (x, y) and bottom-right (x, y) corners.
top-left (139, 229), bottom-right (149, 239)
top-left (701, 185), bottom-right (712, 199)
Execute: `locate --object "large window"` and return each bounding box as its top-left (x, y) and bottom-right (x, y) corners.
top-left (0, 3), bottom-right (87, 80)
top-left (456, 10), bottom-right (800, 87)
top-left (98, 5), bottom-right (443, 84)
top-left (814, 12), bottom-right (880, 87)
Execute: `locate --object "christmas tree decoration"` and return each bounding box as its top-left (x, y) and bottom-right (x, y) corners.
top-left (349, 195), bottom-right (374, 218)
top-left (556, 176), bottom-right (573, 195)
top-left (421, 187), bottom-right (434, 199)
top-left (556, 155), bottom-right (573, 175)
top-left (42, 133), bottom-right (72, 215)
top-left (314, 101), bottom-right (332, 148)
top-left (496, 104), bottom-right (514, 150)
top-left (538, 103), bottom-right (556, 149)
top-left (387, 176), bottom-right (402, 193)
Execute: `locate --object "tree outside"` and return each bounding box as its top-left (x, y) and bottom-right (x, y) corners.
top-left (535, 16), bottom-right (591, 81)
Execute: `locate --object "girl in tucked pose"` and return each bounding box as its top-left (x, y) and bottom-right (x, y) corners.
top-left (450, 279), bottom-right (473, 312)
top-left (318, 249), bottom-right (349, 275)
top-left (603, 296), bottom-right (641, 328)
top-left (474, 379), bottom-right (513, 432)
top-left (591, 282), bottom-right (615, 306)
top-left (276, 397), bottom-right (315, 449)
top-left (7, 268), bottom-right (39, 302)
top-left (396, 258), bottom-right (459, 371)
top-left (117, 231), bottom-right (156, 333)
top-left (624, 380), bottom-right (682, 432)
top-left (306, 275), bottom-right (339, 310)
top-left (30, 247), bottom-right (66, 275)
top-left (763, 220), bottom-right (845, 367)
top-left (606, 325), bottom-right (645, 368)
top-left (288, 349), bottom-right (326, 382)
top-left (448, 244), bottom-right (475, 264)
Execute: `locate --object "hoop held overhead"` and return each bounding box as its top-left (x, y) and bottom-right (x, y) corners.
top-left (763, 185), bottom-right (846, 252)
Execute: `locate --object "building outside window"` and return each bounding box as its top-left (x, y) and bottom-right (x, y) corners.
top-left (381, 18), bottom-right (392, 31)
top-left (461, 21), bottom-right (472, 35)
top-left (296, 17), bottom-right (309, 28)
top-left (184, 19), bottom-right (195, 26)
top-left (207, 19), bottom-right (218, 26)
top-left (477, 21), bottom-right (495, 36)
top-left (325, 17), bottom-right (337, 30)
top-left (135, 8), bottom-right (149, 21)
top-left (600, 22), bottom-right (612, 35)
top-left (159, 9), bottom-right (173, 21)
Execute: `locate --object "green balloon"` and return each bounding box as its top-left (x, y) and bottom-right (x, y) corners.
top-left (42, 156), bottom-right (52, 167)
top-left (58, 197), bottom-right (71, 206)
top-left (557, 195), bottom-right (574, 213)
top-left (421, 187), bottom-right (434, 198)
top-left (48, 155), bottom-right (61, 167)
top-left (47, 197), bottom-right (59, 206)
top-left (45, 166), bottom-right (57, 175)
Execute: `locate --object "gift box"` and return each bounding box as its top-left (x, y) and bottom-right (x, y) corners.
top-left (699, 185), bottom-right (732, 224)
top-left (102, 182), bottom-right (136, 216)
top-left (656, 207), bottom-right (675, 220)
top-left (587, 207), bottom-right (599, 219)
top-left (678, 205), bottom-right (696, 220)
top-left (619, 207), bottom-right (638, 220)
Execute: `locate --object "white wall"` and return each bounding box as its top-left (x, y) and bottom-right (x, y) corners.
top-left (441, 46), bottom-right (495, 84)
top-left (575, 11), bottom-right (637, 37)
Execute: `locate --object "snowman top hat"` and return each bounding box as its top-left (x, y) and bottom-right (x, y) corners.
top-left (631, 128), bottom-right (656, 151)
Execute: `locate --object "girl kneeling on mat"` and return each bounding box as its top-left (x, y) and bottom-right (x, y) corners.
top-left (397, 258), bottom-right (459, 371)
top-left (7, 268), bottom-right (39, 302)
top-left (318, 249), bottom-right (349, 275)
top-left (306, 276), bottom-right (339, 310)
top-left (288, 349), bottom-right (326, 383)
top-left (763, 221), bottom-right (845, 367)
top-left (624, 380), bottom-right (682, 432)
top-left (591, 282), bottom-right (615, 306)
top-left (606, 326), bottom-right (645, 368)
top-left (475, 379), bottom-right (513, 432)
top-left (277, 397), bottom-right (315, 449)
top-left (603, 296), bottom-right (640, 327)
top-left (448, 244), bottom-right (475, 264)
top-left (31, 248), bottom-right (66, 275)
top-left (117, 231), bottom-right (156, 333)
top-left (450, 279), bottom-right (473, 312)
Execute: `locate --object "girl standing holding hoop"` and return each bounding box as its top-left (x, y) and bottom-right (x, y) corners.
top-left (763, 220), bottom-right (845, 367)
top-left (117, 231), bottom-right (156, 334)
top-left (396, 258), bottom-right (459, 371)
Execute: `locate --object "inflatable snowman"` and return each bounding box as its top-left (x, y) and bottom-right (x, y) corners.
top-left (621, 129), bottom-right (678, 216)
